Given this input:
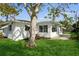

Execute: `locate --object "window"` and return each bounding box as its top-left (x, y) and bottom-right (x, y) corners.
top-left (44, 25), bottom-right (48, 32)
top-left (52, 26), bottom-right (56, 32)
top-left (39, 25), bottom-right (48, 32)
top-left (9, 25), bottom-right (12, 31)
top-left (39, 26), bottom-right (43, 32)
top-left (25, 25), bottom-right (30, 31)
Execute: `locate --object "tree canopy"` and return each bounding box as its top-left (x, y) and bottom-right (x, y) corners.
top-left (0, 4), bottom-right (18, 21)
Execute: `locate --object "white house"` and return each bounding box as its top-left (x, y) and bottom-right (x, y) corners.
top-left (1, 20), bottom-right (63, 41)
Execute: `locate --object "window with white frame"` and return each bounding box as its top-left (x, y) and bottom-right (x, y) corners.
top-left (39, 25), bottom-right (48, 32)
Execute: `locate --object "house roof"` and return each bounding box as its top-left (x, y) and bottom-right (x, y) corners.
top-left (38, 21), bottom-right (60, 26)
top-left (18, 20), bottom-right (30, 22)
top-left (0, 20), bottom-right (31, 29)
top-left (0, 21), bottom-right (10, 28)
top-left (0, 20), bottom-right (61, 29)
top-left (11, 20), bottom-right (31, 24)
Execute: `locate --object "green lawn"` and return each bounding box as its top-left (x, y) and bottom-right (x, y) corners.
top-left (0, 38), bottom-right (79, 56)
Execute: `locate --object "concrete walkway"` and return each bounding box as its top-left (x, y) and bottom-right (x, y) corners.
top-left (58, 34), bottom-right (70, 40)
top-left (50, 34), bottom-right (71, 40)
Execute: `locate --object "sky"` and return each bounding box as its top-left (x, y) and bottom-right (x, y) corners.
top-left (15, 4), bottom-right (49, 21)
top-left (1, 3), bottom-right (79, 22)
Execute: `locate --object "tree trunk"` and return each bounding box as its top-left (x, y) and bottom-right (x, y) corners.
top-left (25, 3), bottom-right (40, 48)
top-left (27, 15), bottom-right (37, 48)
top-left (52, 14), bottom-right (56, 27)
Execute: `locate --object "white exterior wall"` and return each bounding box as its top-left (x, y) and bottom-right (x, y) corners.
top-left (37, 22), bottom-right (58, 38)
top-left (3, 27), bottom-right (10, 37)
top-left (37, 21), bottom-right (59, 38)
top-left (3, 21), bottom-right (63, 40)
top-left (37, 22), bottom-right (50, 38)
top-left (57, 26), bottom-right (63, 35)
top-left (50, 24), bottom-right (59, 38)
top-left (10, 22), bottom-right (30, 41)
top-left (3, 22), bottom-right (30, 41)
top-left (50, 32), bottom-right (59, 38)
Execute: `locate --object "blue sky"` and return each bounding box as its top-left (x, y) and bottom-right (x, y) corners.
top-left (1, 3), bottom-right (79, 21)
top-left (15, 4), bottom-right (49, 21)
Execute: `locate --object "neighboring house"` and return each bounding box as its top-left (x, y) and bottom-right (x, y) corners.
top-left (0, 20), bottom-right (63, 41)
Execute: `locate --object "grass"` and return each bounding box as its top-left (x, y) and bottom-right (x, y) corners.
top-left (64, 32), bottom-right (71, 34)
top-left (0, 38), bottom-right (79, 56)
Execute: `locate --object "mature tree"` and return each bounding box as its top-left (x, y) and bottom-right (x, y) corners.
top-left (25, 4), bottom-right (41, 47)
top-left (17, 3), bottom-right (41, 48)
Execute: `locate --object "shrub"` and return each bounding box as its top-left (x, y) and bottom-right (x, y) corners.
top-left (70, 21), bottom-right (79, 40)
top-left (71, 32), bottom-right (79, 40)
top-left (0, 32), bottom-right (4, 38)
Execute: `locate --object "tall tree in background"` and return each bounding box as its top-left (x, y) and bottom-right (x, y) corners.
top-left (45, 4), bottom-right (76, 32)
top-left (45, 4), bottom-right (70, 27)
top-left (45, 8), bottom-right (61, 27)
top-left (60, 13), bottom-right (74, 32)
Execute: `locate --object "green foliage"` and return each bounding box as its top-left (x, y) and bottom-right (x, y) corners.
top-left (71, 32), bottom-right (79, 40)
top-left (45, 7), bottom-right (61, 21)
top-left (71, 21), bottom-right (79, 40)
top-left (0, 4), bottom-right (18, 16)
top-left (0, 32), bottom-right (3, 38)
top-left (60, 14), bottom-right (73, 32)
top-left (0, 4), bottom-right (18, 21)
top-left (0, 38), bottom-right (79, 55)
